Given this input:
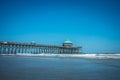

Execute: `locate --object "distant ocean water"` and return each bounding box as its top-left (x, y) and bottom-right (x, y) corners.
top-left (0, 56), bottom-right (120, 80)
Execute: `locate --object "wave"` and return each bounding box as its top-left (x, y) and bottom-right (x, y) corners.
top-left (0, 53), bottom-right (120, 59)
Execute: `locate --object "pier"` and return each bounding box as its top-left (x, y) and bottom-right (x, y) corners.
top-left (0, 40), bottom-right (82, 54)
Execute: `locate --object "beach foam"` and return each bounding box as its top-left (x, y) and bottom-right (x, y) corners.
top-left (0, 53), bottom-right (120, 59)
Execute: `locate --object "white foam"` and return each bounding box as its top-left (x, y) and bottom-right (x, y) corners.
top-left (0, 53), bottom-right (120, 59)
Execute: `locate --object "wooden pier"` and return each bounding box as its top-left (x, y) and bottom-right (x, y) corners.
top-left (0, 41), bottom-right (82, 54)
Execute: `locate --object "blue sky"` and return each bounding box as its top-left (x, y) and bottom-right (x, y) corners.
top-left (0, 0), bottom-right (120, 53)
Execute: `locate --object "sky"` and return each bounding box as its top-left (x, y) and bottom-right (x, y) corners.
top-left (0, 0), bottom-right (120, 53)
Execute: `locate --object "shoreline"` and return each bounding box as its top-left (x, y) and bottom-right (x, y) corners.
top-left (0, 53), bottom-right (120, 59)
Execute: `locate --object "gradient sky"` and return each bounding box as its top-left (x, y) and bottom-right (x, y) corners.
top-left (0, 0), bottom-right (120, 53)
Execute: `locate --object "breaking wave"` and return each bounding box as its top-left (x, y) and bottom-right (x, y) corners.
top-left (0, 53), bottom-right (120, 59)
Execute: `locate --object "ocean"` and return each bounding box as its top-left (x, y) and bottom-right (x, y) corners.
top-left (0, 56), bottom-right (120, 80)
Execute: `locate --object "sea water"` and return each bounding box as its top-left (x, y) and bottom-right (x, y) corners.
top-left (0, 56), bottom-right (120, 80)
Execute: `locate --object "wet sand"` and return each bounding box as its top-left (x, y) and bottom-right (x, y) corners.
top-left (0, 56), bottom-right (120, 80)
